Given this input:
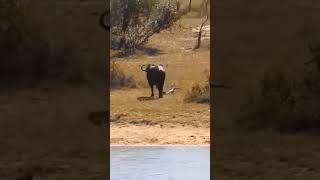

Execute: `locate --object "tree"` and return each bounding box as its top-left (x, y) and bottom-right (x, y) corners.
top-left (111, 0), bottom-right (179, 51)
top-left (177, 0), bottom-right (180, 12)
top-left (193, 0), bottom-right (209, 50)
top-left (0, 0), bottom-right (51, 85)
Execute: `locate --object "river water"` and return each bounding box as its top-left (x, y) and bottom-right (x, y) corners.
top-left (111, 146), bottom-right (210, 180)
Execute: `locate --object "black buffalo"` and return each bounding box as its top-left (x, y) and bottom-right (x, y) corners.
top-left (141, 64), bottom-right (166, 98)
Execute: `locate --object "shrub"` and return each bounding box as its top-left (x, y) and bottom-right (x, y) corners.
top-left (236, 68), bottom-right (295, 129)
top-left (236, 65), bottom-right (320, 134)
top-left (0, 1), bottom-right (87, 87)
top-left (111, 0), bottom-right (179, 51)
top-left (110, 61), bottom-right (136, 89)
top-left (184, 70), bottom-right (210, 103)
top-left (0, 1), bottom-right (42, 86)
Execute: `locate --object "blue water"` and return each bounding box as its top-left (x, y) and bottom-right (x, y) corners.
top-left (110, 146), bottom-right (210, 180)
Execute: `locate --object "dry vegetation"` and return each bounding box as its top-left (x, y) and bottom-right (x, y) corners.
top-left (213, 0), bottom-right (320, 179)
top-left (110, 61), bottom-right (136, 89)
top-left (184, 70), bottom-right (210, 103)
top-left (110, 0), bottom-right (210, 145)
top-left (0, 1), bottom-right (107, 179)
top-left (0, 1), bottom-right (106, 88)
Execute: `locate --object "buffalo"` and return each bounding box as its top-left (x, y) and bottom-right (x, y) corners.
top-left (141, 64), bottom-right (166, 98)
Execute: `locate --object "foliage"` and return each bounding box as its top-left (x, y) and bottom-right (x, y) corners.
top-left (110, 0), bottom-right (179, 51)
top-left (0, 1), bottom-right (87, 87)
top-left (236, 61), bottom-right (320, 134)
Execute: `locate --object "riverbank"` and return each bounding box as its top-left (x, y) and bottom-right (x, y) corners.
top-left (111, 124), bottom-right (210, 145)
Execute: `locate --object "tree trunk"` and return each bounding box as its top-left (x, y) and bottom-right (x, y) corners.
top-left (193, 0), bottom-right (209, 50)
top-left (200, 0), bottom-right (208, 17)
top-left (188, 0), bottom-right (192, 12)
top-left (119, 2), bottom-right (132, 49)
top-left (177, 0), bottom-right (180, 12)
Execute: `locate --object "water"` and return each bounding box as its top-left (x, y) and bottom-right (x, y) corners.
top-left (111, 146), bottom-right (210, 180)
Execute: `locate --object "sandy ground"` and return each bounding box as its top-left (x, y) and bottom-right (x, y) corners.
top-left (110, 16), bottom-right (210, 145)
top-left (111, 125), bottom-right (209, 145)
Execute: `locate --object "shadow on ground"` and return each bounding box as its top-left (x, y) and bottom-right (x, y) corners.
top-left (113, 47), bottom-right (166, 58)
top-left (137, 96), bottom-right (159, 101)
top-left (137, 47), bottom-right (166, 56)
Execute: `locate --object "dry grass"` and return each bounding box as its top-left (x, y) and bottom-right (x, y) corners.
top-left (184, 81), bottom-right (209, 103)
top-left (179, 0), bottom-right (210, 15)
top-left (110, 61), bottom-right (136, 89)
top-left (184, 70), bottom-right (210, 103)
top-left (110, 16), bottom-right (210, 145)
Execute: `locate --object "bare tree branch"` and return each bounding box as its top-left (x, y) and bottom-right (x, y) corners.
top-left (193, 0), bottom-right (209, 50)
top-left (188, 0), bottom-right (192, 12)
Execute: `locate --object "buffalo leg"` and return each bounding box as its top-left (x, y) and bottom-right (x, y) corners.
top-left (157, 84), bottom-right (163, 98)
top-left (150, 85), bottom-right (154, 97)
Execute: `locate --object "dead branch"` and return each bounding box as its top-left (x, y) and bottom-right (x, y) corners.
top-left (164, 87), bottom-right (181, 95)
top-left (188, 0), bottom-right (192, 12)
top-left (193, 0), bottom-right (209, 50)
top-left (210, 83), bottom-right (232, 89)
